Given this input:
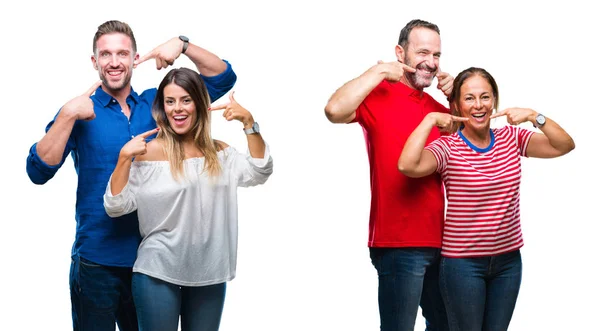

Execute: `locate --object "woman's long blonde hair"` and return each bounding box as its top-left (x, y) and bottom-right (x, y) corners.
top-left (152, 67), bottom-right (221, 179)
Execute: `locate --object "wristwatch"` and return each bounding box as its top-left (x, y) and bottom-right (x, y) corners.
top-left (244, 122), bottom-right (260, 135)
top-left (179, 35), bottom-right (189, 54)
top-left (534, 113), bottom-right (546, 128)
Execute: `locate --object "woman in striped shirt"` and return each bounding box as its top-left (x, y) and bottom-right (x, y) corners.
top-left (397, 67), bottom-right (575, 331)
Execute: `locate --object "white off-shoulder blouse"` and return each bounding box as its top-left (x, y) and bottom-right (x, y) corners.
top-left (104, 145), bottom-right (273, 286)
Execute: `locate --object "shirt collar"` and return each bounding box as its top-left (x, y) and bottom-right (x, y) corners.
top-left (94, 86), bottom-right (141, 107)
top-left (393, 81), bottom-right (425, 101)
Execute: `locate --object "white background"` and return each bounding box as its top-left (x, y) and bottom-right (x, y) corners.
top-left (1, 0), bottom-right (598, 330)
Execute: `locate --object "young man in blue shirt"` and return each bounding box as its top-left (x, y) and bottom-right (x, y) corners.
top-left (26, 20), bottom-right (237, 331)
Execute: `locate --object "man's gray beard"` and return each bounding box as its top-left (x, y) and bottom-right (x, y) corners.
top-left (406, 71), bottom-right (433, 91)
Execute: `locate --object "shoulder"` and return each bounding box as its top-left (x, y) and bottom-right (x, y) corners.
top-left (214, 139), bottom-right (230, 151)
top-left (424, 93), bottom-right (450, 113)
top-left (134, 138), bottom-right (166, 162)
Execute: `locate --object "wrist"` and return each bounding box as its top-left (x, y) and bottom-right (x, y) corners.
top-left (243, 117), bottom-right (255, 129)
top-left (118, 151), bottom-right (134, 163)
top-left (178, 35), bottom-right (189, 54)
top-left (59, 108), bottom-right (79, 122)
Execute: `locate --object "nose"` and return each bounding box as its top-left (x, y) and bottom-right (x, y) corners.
top-left (425, 54), bottom-right (436, 69)
top-left (109, 54), bottom-right (119, 67)
top-left (474, 98), bottom-right (483, 109)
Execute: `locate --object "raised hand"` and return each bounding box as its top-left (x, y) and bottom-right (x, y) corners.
top-left (62, 81), bottom-right (102, 121)
top-left (210, 92), bottom-right (254, 127)
top-left (134, 37), bottom-right (184, 70)
top-left (490, 108), bottom-right (536, 126)
top-left (376, 60), bottom-right (417, 82)
top-left (436, 71), bottom-right (453, 97)
top-left (426, 111), bottom-right (469, 132)
top-left (119, 128), bottom-right (160, 159)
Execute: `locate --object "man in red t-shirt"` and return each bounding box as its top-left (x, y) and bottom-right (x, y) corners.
top-left (324, 19), bottom-right (453, 331)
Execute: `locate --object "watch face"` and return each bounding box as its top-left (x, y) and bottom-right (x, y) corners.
top-left (536, 114), bottom-right (546, 125)
top-left (179, 35), bottom-right (189, 42)
top-left (253, 122), bottom-right (260, 132)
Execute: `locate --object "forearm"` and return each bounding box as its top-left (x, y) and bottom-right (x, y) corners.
top-left (538, 117), bottom-right (575, 153)
top-left (35, 110), bottom-right (77, 166)
top-left (398, 117), bottom-right (435, 174)
top-left (110, 156), bottom-right (133, 196)
top-left (184, 43), bottom-right (227, 77)
top-left (325, 64), bottom-right (385, 123)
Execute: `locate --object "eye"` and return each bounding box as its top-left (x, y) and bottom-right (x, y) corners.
top-left (119, 51), bottom-right (128, 57)
top-left (183, 98), bottom-right (193, 104)
top-left (165, 99), bottom-right (174, 105)
top-left (465, 96), bottom-right (474, 101)
top-left (100, 52), bottom-right (110, 58)
top-left (482, 95), bottom-right (491, 100)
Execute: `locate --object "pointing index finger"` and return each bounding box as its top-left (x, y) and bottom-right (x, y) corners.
top-left (490, 110), bottom-right (508, 119)
top-left (84, 81), bottom-right (102, 97)
top-left (210, 103), bottom-right (228, 111)
top-left (402, 63), bottom-right (417, 73)
top-left (134, 51), bottom-right (154, 67)
top-left (138, 127), bottom-right (160, 139)
top-left (451, 115), bottom-right (469, 122)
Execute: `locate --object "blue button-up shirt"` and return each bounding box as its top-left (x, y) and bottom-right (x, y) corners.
top-left (26, 61), bottom-right (237, 267)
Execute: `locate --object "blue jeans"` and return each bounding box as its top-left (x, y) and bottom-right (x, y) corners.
top-left (440, 250), bottom-right (522, 331)
top-left (69, 255), bottom-right (138, 331)
top-left (370, 247), bottom-right (449, 331)
top-left (132, 273), bottom-right (226, 331)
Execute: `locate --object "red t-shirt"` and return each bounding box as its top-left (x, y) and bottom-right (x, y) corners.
top-left (354, 81), bottom-right (449, 248)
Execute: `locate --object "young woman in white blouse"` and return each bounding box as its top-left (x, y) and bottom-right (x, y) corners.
top-left (397, 67), bottom-right (574, 331)
top-left (104, 67), bottom-right (273, 331)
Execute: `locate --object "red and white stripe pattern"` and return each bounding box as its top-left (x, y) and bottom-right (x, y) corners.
top-left (425, 126), bottom-right (534, 258)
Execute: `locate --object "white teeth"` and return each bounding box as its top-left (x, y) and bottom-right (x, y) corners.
top-left (174, 116), bottom-right (187, 120)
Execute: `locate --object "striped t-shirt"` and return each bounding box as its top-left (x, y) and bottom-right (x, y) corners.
top-left (425, 125), bottom-right (534, 258)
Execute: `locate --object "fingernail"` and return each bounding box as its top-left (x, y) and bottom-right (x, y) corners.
top-left (208, 107), bottom-right (211, 110)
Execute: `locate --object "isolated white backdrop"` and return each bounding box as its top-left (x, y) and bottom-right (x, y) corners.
top-left (1, 0), bottom-right (597, 330)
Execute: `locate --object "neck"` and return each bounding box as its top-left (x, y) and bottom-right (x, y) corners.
top-left (461, 125), bottom-right (491, 148)
top-left (399, 76), bottom-right (424, 96)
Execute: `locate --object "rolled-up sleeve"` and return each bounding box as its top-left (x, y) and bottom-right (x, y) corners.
top-left (26, 117), bottom-right (76, 185)
top-left (202, 60), bottom-right (237, 102)
top-left (233, 144), bottom-right (273, 187)
top-left (103, 168), bottom-right (140, 218)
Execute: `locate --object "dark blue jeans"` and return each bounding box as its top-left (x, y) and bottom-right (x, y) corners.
top-left (440, 250), bottom-right (522, 331)
top-left (131, 273), bottom-right (226, 331)
top-left (69, 255), bottom-right (138, 331)
top-left (370, 247), bottom-right (449, 331)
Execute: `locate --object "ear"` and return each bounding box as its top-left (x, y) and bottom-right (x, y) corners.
top-left (395, 45), bottom-right (405, 63)
top-left (91, 54), bottom-right (98, 71)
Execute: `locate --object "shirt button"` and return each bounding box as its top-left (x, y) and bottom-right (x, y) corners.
top-left (112, 99), bottom-right (117, 103)
top-left (131, 135), bottom-right (134, 138)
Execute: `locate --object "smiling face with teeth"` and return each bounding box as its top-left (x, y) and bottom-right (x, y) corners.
top-left (455, 74), bottom-right (498, 136)
top-left (163, 83), bottom-right (198, 139)
top-left (396, 27), bottom-right (441, 90)
top-left (92, 33), bottom-right (138, 93)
